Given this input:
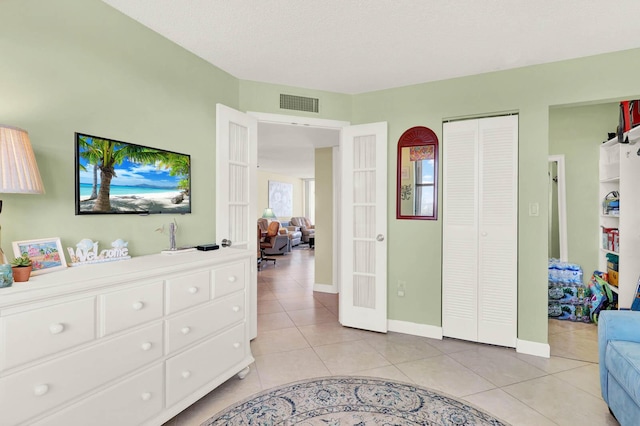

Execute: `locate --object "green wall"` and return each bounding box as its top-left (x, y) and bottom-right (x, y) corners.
top-left (549, 102), bottom-right (619, 279)
top-left (6, 0), bottom-right (640, 346)
top-left (314, 148), bottom-right (333, 286)
top-left (0, 0), bottom-right (238, 256)
top-left (239, 80), bottom-right (352, 121)
top-left (351, 51), bottom-right (640, 344)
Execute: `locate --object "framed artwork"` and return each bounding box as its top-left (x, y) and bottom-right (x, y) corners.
top-left (268, 180), bottom-right (293, 217)
top-left (401, 166), bottom-right (410, 180)
top-left (12, 237), bottom-right (67, 275)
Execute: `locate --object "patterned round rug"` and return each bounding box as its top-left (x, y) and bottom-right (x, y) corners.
top-left (202, 376), bottom-right (509, 425)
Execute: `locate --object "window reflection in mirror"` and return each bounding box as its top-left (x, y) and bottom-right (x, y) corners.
top-left (396, 126), bottom-right (438, 220)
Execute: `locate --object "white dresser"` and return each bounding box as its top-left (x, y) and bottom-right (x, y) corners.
top-left (0, 248), bottom-right (254, 426)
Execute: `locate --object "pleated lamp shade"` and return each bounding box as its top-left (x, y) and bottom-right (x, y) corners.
top-left (0, 125), bottom-right (45, 194)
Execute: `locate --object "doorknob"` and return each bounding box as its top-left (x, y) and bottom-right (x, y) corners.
top-left (376, 234), bottom-right (385, 242)
top-left (221, 239), bottom-right (232, 248)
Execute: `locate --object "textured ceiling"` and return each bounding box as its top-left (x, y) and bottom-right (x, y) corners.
top-left (102, 0), bottom-right (640, 94)
top-left (100, 0), bottom-right (640, 178)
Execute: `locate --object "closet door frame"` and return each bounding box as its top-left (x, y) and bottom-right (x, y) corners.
top-left (442, 115), bottom-right (518, 347)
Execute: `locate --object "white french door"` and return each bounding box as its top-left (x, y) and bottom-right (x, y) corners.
top-left (442, 115), bottom-right (518, 347)
top-left (339, 122), bottom-right (388, 333)
top-left (216, 104), bottom-right (257, 339)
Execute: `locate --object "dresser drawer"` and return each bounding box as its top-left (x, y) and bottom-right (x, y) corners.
top-left (101, 281), bottom-right (163, 335)
top-left (34, 364), bottom-right (163, 426)
top-left (165, 323), bottom-right (246, 407)
top-left (166, 270), bottom-right (211, 314)
top-left (213, 262), bottom-right (245, 298)
top-left (1, 297), bottom-right (96, 371)
top-left (0, 322), bottom-right (163, 425)
top-left (166, 291), bottom-right (244, 354)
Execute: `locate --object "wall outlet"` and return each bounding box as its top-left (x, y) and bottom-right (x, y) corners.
top-left (397, 280), bottom-right (406, 297)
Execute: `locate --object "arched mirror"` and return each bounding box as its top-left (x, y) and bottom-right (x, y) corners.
top-left (396, 126), bottom-right (438, 220)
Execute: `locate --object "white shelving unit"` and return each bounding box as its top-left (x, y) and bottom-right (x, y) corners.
top-left (599, 134), bottom-right (640, 307)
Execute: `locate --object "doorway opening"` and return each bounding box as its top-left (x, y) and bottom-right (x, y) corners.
top-left (249, 111), bottom-right (348, 296)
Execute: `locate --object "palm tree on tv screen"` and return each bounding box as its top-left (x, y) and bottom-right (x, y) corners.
top-left (79, 136), bottom-right (170, 212)
top-left (158, 153), bottom-right (190, 194)
top-left (78, 137), bottom-right (101, 200)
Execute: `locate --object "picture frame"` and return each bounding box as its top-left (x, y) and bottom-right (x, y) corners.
top-left (401, 166), bottom-right (410, 180)
top-left (268, 180), bottom-right (293, 217)
top-left (12, 237), bottom-right (67, 275)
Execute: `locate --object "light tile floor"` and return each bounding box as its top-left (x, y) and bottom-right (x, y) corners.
top-left (165, 248), bottom-right (616, 426)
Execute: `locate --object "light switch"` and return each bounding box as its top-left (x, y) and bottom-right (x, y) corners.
top-left (528, 202), bottom-right (539, 217)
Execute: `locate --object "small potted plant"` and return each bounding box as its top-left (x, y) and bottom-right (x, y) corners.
top-left (11, 254), bottom-right (32, 282)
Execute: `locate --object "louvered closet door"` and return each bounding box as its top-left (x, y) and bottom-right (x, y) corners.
top-left (442, 115), bottom-right (517, 347)
top-left (442, 120), bottom-right (479, 342)
top-left (477, 115), bottom-right (518, 347)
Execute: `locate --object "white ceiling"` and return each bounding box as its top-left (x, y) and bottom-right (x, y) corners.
top-left (257, 123), bottom-right (339, 179)
top-left (102, 0), bottom-right (640, 94)
top-left (100, 0), bottom-right (640, 178)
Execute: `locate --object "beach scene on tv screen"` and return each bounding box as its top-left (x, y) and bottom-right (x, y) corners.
top-left (77, 135), bottom-right (190, 214)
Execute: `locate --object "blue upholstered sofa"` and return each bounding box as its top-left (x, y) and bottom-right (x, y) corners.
top-left (599, 310), bottom-right (640, 425)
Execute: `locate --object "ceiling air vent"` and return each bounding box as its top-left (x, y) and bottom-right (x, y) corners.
top-left (280, 94), bottom-right (319, 113)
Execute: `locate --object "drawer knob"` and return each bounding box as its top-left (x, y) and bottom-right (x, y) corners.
top-left (132, 301), bottom-right (145, 311)
top-left (233, 342), bottom-right (241, 349)
top-left (141, 392), bottom-right (152, 401)
top-left (34, 384), bottom-right (49, 396)
top-left (181, 370), bottom-right (191, 379)
top-left (49, 323), bottom-right (65, 334)
top-left (232, 306), bottom-right (240, 313)
top-left (181, 327), bottom-right (191, 335)
top-left (141, 342), bottom-right (152, 351)
top-left (188, 286), bottom-right (199, 294)
top-left (228, 275), bottom-right (237, 283)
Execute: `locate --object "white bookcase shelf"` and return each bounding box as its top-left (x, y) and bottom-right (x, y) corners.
top-left (599, 135), bottom-right (640, 308)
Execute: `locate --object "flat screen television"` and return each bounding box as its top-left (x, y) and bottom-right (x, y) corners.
top-left (75, 133), bottom-right (191, 215)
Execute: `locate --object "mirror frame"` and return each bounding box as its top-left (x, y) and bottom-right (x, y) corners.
top-left (396, 126), bottom-right (439, 220)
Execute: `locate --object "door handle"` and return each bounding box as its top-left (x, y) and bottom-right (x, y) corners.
top-left (376, 234), bottom-right (384, 242)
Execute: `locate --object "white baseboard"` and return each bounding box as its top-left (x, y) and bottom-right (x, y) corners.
top-left (386, 321), bottom-right (549, 358)
top-left (313, 283), bottom-right (338, 294)
top-left (387, 319), bottom-right (443, 340)
top-left (516, 339), bottom-right (550, 358)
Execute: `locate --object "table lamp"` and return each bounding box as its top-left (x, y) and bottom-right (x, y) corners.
top-left (262, 208), bottom-right (277, 220)
top-left (0, 125), bottom-right (45, 263)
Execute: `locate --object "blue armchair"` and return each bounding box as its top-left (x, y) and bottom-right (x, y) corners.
top-left (598, 310), bottom-right (640, 425)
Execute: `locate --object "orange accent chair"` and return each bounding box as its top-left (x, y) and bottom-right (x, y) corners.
top-left (258, 219), bottom-right (290, 262)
